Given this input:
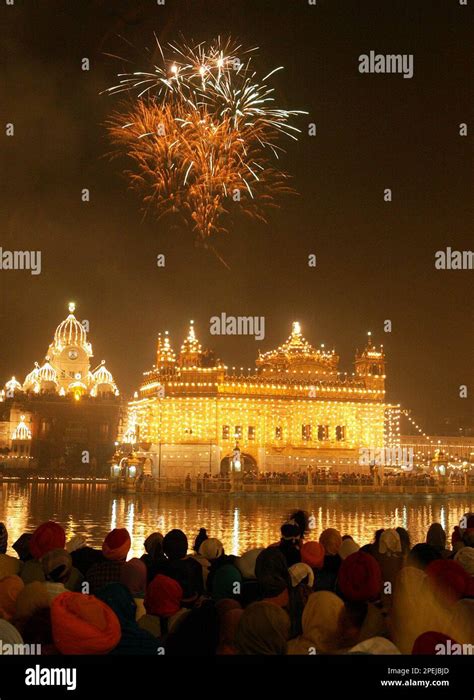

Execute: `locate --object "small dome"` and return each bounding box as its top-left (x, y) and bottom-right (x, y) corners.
top-left (54, 302), bottom-right (87, 349)
top-left (92, 362), bottom-right (114, 386)
top-left (12, 415), bottom-right (31, 441)
top-left (38, 360), bottom-right (57, 384)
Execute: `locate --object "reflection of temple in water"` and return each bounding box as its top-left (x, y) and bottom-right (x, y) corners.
top-left (124, 321), bottom-right (399, 477)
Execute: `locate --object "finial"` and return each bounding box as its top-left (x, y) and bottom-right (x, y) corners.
top-left (68, 302), bottom-right (76, 314)
top-left (292, 321), bottom-right (301, 335)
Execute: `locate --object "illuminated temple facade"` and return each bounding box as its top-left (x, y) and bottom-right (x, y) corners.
top-left (124, 322), bottom-right (397, 476)
top-left (0, 303), bottom-right (120, 471)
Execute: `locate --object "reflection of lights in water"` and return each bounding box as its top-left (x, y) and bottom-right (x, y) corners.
top-left (111, 499), bottom-right (117, 531)
top-left (127, 502), bottom-right (135, 535)
top-left (402, 505), bottom-right (408, 529)
top-left (232, 507), bottom-right (240, 556)
top-left (440, 506), bottom-right (446, 531)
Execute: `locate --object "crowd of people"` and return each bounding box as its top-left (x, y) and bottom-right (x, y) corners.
top-left (0, 511), bottom-right (472, 655)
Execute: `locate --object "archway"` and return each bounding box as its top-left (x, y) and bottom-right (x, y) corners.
top-left (220, 452), bottom-right (257, 475)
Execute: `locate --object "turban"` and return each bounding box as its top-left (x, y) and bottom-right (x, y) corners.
top-left (12, 533), bottom-right (33, 561)
top-left (199, 538), bottom-right (224, 562)
top-left (319, 528), bottom-right (342, 555)
top-left (0, 575), bottom-right (24, 620)
top-left (280, 521), bottom-right (300, 542)
top-left (338, 551), bottom-right (382, 602)
top-left (102, 528), bottom-right (131, 562)
top-left (426, 523), bottom-right (447, 550)
top-left (378, 529), bottom-right (402, 555)
top-left (66, 535), bottom-right (87, 553)
top-left (144, 532), bottom-right (163, 556)
top-left (426, 560), bottom-right (470, 602)
top-left (145, 574), bottom-right (183, 617)
top-left (120, 558), bottom-right (147, 595)
top-left (289, 562), bottom-right (314, 588)
top-left (412, 631), bottom-right (456, 655)
top-left (349, 637), bottom-right (401, 655)
top-left (0, 619), bottom-right (24, 646)
top-left (51, 591), bottom-right (121, 654)
top-left (30, 522), bottom-right (66, 560)
top-left (15, 582), bottom-right (50, 621)
top-left (255, 548), bottom-right (290, 598)
top-left (455, 546), bottom-right (474, 575)
top-left (0, 523), bottom-right (8, 554)
top-left (212, 565), bottom-right (242, 601)
top-left (236, 548), bottom-right (264, 580)
top-left (41, 549), bottom-right (72, 582)
top-left (235, 601), bottom-right (290, 655)
top-left (301, 541), bottom-right (325, 569)
top-left (339, 538), bottom-right (360, 560)
top-left (288, 591), bottom-right (344, 655)
top-left (163, 530), bottom-right (188, 561)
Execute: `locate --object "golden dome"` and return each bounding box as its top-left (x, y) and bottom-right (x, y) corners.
top-left (54, 302), bottom-right (87, 349)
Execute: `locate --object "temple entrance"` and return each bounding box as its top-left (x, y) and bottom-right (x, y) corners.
top-left (220, 452), bottom-right (257, 475)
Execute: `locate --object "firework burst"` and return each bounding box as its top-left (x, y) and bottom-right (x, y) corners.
top-left (105, 36), bottom-right (306, 258)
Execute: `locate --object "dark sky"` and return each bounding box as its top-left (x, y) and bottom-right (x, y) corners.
top-left (0, 0), bottom-right (472, 434)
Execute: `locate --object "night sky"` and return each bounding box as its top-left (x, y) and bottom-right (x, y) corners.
top-left (1, 0), bottom-right (472, 434)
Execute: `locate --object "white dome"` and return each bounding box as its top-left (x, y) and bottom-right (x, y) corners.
top-left (38, 361), bottom-right (57, 384)
top-left (92, 362), bottom-right (114, 386)
top-left (54, 302), bottom-right (87, 349)
top-left (5, 376), bottom-right (22, 392)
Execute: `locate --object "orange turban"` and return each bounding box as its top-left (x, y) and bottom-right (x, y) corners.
top-left (30, 522), bottom-right (66, 560)
top-left (301, 541), bottom-right (325, 569)
top-left (51, 591), bottom-right (121, 654)
top-left (319, 528), bottom-right (342, 556)
top-left (102, 529), bottom-right (131, 561)
top-left (0, 575), bottom-right (24, 620)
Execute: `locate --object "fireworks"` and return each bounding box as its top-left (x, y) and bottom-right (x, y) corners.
top-left (105, 37), bottom-right (305, 257)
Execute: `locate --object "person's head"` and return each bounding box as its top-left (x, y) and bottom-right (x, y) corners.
top-left (235, 601), bottom-right (290, 655)
top-left (199, 538), bottom-right (224, 562)
top-left (396, 527), bottom-right (411, 554)
top-left (236, 548), bottom-right (264, 580)
top-left (378, 529), bottom-right (402, 556)
top-left (30, 522), bottom-right (66, 560)
top-left (144, 532), bottom-right (163, 558)
top-left (14, 582), bottom-right (50, 627)
top-left (0, 523), bottom-right (8, 554)
top-left (319, 528), bottom-right (343, 556)
top-left (301, 541), bottom-right (325, 570)
top-left (0, 575), bottom-right (24, 620)
top-left (338, 551), bottom-right (383, 603)
top-left (12, 533), bottom-right (33, 562)
top-left (407, 544), bottom-right (441, 570)
top-left (144, 574), bottom-right (183, 617)
top-left (193, 528), bottom-right (208, 553)
top-left (339, 538), bottom-right (360, 560)
top-left (212, 565), bottom-right (242, 601)
top-left (373, 529), bottom-right (384, 546)
top-left (426, 560), bottom-right (470, 603)
top-left (96, 582), bottom-right (137, 624)
top-left (50, 591), bottom-right (121, 654)
top-left (120, 558), bottom-right (147, 595)
top-left (280, 520), bottom-right (300, 545)
top-left (163, 529), bottom-right (188, 561)
top-left (426, 523), bottom-right (446, 551)
top-left (454, 546), bottom-right (474, 575)
top-left (298, 591), bottom-right (345, 653)
top-left (339, 600), bottom-right (369, 647)
top-left (102, 528), bottom-right (131, 562)
top-left (289, 510), bottom-right (309, 539)
top-left (41, 548), bottom-right (72, 584)
top-left (255, 548), bottom-right (290, 599)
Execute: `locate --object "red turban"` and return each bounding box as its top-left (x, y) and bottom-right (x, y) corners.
top-left (30, 522), bottom-right (66, 560)
top-left (426, 560), bottom-right (470, 602)
top-left (412, 631), bottom-right (457, 655)
top-left (102, 528), bottom-right (131, 561)
top-left (145, 574), bottom-right (183, 617)
top-left (301, 541), bottom-right (325, 569)
top-left (51, 591), bottom-right (121, 654)
top-left (338, 551), bottom-right (382, 602)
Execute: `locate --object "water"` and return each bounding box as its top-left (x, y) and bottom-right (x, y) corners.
top-left (0, 482), bottom-right (472, 557)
